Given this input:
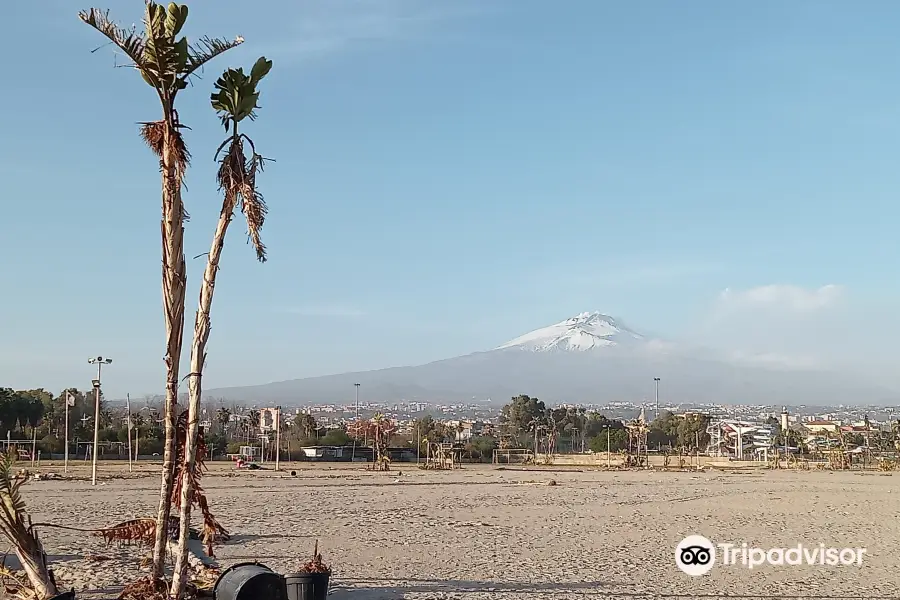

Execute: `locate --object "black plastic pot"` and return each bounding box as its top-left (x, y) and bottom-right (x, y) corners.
top-left (214, 561), bottom-right (288, 600)
top-left (284, 571), bottom-right (330, 600)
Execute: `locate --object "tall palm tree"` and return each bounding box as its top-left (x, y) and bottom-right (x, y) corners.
top-left (79, 1), bottom-right (242, 582)
top-left (294, 413), bottom-right (318, 440)
top-left (216, 407), bottom-right (231, 436)
top-left (247, 409), bottom-right (261, 440)
top-left (170, 57), bottom-right (273, 597)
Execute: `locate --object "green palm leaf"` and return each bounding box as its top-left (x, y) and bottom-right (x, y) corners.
top-left (77, 8), bottom-right (148, 68)
top-left (80, 3), bottom-right (243, 96)
top-left (187, 36), bottom-right (245, 77)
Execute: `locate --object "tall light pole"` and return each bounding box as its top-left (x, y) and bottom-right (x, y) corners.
top-left (64, 391), bottom-right (75, 473)
top-left (125, 393), bottom-right (133, 473)
top-left (653, 377), bottom-right (661, 420)
top-left (88, 356), bottom-right (112, 486)
top-left (352, 383), bottom-right (361, 462)
top-left (602, 424), bottom-right (611, 469)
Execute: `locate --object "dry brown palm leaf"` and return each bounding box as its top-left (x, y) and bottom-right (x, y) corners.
top-left (32, 515), bottom-right (188, 546)
top-left (94, 518), bottom-right (157, 546)
top-left (215, 135), bottom-right (269, 262)
top-left (140, 119), bottom-right (191, 173)
top-left (118, 577), bottom-right (167, 600)
top-left (211, 57), bottom-right (273, 264)
top-left (171, 411), bottom-right (229, 556)
top-left (0, 564), bottom-right (39, 600)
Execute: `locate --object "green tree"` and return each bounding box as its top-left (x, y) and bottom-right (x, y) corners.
top-left (589, 428), bottom-right (627, 452)
top-left (18, 390), bottom-right (52, 433)
top-left (412, 415), bottom-right (451, 446)
top-left (583, 413), bottom-right (617, 437)
top-left (464, 436), bottom-right (497, 462)
top-left (56, 389), bottom-right (93, 440)
top-left (680, 414), bottom-right (711, 449)
top-left (0, 389), bottom-right (20, 435)
top-left (499, 395), bottom-right (547, 444)
top-left (321, 429), bottom-right (351, 446)
top-left (294, 413), bottom-right (318, 441)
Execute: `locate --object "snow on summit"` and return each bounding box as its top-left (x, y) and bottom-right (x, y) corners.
top-left (495, 311), bottom-right (645, 352)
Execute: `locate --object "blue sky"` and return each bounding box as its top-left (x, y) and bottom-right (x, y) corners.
top-left (2, 0), bottom-right (900, 398)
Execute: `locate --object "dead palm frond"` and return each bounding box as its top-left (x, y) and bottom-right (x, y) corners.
top-left (211, 57), bottom-right (273, 262)
top-left (171, 412), bottom-right (228, 557)
top-left (139, 119), bottom-right (190, 173)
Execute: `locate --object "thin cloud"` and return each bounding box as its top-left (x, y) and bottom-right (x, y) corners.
top-left (566, 261), bottom-right (723, 288)
top-left (259, 0), bottom-right (487, 62)
top-left (727, 350), bottom-right (820, 370)
top-left (717, 284), bottom-right (844, 313)
top-left (282, 305), bottom-right (365, 318)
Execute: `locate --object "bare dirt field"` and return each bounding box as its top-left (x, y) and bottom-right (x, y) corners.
top-left (17, 460), bottom-right (899, 599)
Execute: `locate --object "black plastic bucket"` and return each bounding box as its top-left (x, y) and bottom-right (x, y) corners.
top-left (214, 561), bottom-right (288, 600)
top-left (284, 571), bottom-right (330, 600)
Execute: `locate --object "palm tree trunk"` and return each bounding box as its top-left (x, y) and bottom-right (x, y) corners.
top-left (151, 119), bottom-right (189, 581)
top-left (170, 204), bottom-right (234, 598)
top-left (15, 544), bottom-right (58, 600)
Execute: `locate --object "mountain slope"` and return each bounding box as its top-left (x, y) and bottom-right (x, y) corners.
top-left (496, 311), bottom-right (644, 351)
top-left (205, 312), bottom-right (898, 406)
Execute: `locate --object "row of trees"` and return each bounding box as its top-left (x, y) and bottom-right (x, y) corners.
top-left (498, 395), bottom-right (713, 454)
top-left (1, 388), bottom-right (715, 461)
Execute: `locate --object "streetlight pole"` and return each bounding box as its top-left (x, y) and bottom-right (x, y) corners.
top-left (354, 383), bottom-right (361, 421)
top-left (87, 356), bottom-right (112, 486)
top-left (653, 377), bottom-right (661, 420)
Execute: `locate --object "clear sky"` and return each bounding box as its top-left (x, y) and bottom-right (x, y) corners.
top-left (2, 0), bottom-right (900, 399)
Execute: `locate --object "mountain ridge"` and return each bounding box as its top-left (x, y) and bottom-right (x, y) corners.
top-left (205, 311), bottom-right (899, 406)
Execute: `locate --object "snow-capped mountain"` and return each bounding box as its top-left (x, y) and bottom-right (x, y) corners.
top-left (206, 312), bottom-right (898, 406)
top-left (496, 311), bottom-right (644, 352)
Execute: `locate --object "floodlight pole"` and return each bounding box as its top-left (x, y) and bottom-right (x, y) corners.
top-left (654, 377), bottom-right (661, 420)
top-left (88, 356), bottom-right (112, 486)
top-left (64, 391), bottom-right (72, 473)
top-left (352, 383), bottom-right (361, 462)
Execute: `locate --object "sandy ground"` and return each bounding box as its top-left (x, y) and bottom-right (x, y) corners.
top-left (13, 460), bottom-right (900, 599)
